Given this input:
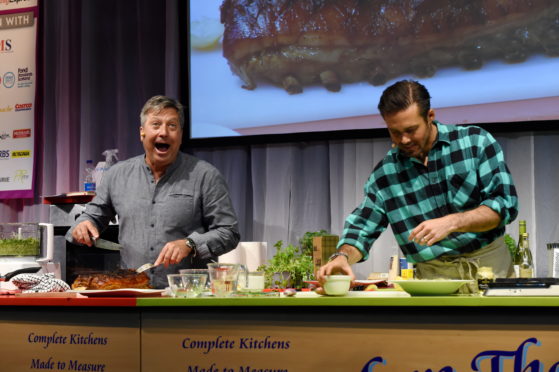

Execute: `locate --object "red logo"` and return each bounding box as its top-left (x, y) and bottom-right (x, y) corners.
top-left (15, 103), bottom-right (32, 111)
top-left (13, 129), bottom-right (31, 138)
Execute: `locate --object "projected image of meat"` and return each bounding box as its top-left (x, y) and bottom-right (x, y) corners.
top-left (220, 0), bottom-right (559, 94)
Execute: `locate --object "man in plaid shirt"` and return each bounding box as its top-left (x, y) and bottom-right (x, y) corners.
top-left (318, 80), bottom-right (518, 291)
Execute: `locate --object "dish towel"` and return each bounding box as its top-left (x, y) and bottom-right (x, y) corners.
top-left (11, 273), bottom-right (71, 293)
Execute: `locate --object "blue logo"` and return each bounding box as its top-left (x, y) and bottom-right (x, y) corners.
top-left (2, 72), bottom-right (15, 88)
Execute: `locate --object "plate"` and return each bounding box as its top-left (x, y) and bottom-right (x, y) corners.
top-left (294, 291), bottom-right (410, 298)
top-left (72, 289), bottom-right (164, 298)
top-left (390, 280), bottom-right (473, 296)
top-left (304, 279), bottom-right (385, 288)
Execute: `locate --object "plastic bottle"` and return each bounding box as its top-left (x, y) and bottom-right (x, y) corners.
top-left (83, 159), bottom-right (96, 192)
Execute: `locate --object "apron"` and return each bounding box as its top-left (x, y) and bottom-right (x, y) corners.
top-left (414, 236), bottom-right (514, 294)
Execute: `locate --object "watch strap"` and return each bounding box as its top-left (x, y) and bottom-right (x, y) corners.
top-left (328, 252), bottom-right (349, 262)
top-left (185, 237), bottom-right (197, 257)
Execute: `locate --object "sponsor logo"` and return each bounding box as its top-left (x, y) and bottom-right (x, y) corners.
top-left (0, 149), bottom-right (10, 159)
top-left (11, 149), bottom-right (30, 158)
top-left (0, 132), bottom-right (10, 140)
top-left (2, 71), bottom-right (15, 88)
top-left (13, 169), bottom-right (29, 183)
top-left (13, 128), bottom-right (31, 138)
top-left (17, 67), bottom-right (32, 88)
top-left (0, 176), bottom-right (10, 183)
top-left (0, 105), bottom-right (13, 112)
top-left (0, 38), bottom-right (12, 52)
top-left (15, 102), bottom-right (32, 111)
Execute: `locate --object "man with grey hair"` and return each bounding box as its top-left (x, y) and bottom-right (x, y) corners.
top-left (68, 95), bottom-right (240, 288)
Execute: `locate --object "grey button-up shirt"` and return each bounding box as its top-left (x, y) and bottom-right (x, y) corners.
top-left (67, 152), bottom-right (240, 288)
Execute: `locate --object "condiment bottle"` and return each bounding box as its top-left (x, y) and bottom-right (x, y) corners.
top-left (518, 232), bottom-right (534, 279)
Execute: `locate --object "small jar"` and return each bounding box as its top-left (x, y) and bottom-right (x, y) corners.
top-left (477, 266), bottom-right (495, 291)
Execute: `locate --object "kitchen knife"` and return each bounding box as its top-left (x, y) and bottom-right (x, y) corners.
top-left (92, 238), bottom-right (122, 251)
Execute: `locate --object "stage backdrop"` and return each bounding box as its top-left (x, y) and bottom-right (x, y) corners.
top-left (0, 0), bottom-right (38, 199)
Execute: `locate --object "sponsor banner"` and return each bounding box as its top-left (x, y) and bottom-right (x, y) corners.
top-left (0, 0), bottom-right (37, 198)
top-left (142, 314), bottom-right (559, 372)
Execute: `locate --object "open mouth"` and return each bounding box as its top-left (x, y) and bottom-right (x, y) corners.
top-left (155, 143), bottom-right (170, 152)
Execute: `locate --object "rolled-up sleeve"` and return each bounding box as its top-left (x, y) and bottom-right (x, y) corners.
top-left (477, 134), bottom-right (519, 227)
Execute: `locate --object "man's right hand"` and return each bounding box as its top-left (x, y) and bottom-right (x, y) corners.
top-left (315, 256), bottom-right (356, 295)
top-left (71, 220), bottom-right (99, 247)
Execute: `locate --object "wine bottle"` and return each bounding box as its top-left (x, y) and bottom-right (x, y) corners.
top-left (513, 220), bottom-right (526, 277)
top-left (518, 232), bottom-right (534, 279)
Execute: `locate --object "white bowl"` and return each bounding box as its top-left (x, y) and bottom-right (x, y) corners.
top-left (323, 275), bottom-right (352, 296)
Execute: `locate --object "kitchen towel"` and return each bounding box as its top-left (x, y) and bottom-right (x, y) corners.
top-left (218, 242), bottom-right (268, 271)
top-left (11, 273), bottom-right (71, 293)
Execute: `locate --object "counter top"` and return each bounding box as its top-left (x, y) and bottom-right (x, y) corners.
top-left (136, 293), bottom-right (559, 307)
top-left (0, 295), bottom-right (136, 307)
top-left (3, 291), bottom-right (559, 307)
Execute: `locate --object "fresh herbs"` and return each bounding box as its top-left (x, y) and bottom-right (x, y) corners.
top-left (0, 237), bottom-right (40, 256)
top-left (258, 240), bottom-right (313, 289)
top-left (504, 234), bottom-right (517, 257)
top-left (258, 230), bottom-right (330, 289)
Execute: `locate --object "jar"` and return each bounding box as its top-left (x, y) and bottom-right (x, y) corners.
top-left (547, 243), bottom-right (559, 278)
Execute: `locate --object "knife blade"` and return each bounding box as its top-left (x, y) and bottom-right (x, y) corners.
top-left (92, 238), bottom-right (122, 251)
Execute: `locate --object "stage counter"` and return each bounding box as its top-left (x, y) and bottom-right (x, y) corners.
top-left (1, 294), bottom-right (559, 371)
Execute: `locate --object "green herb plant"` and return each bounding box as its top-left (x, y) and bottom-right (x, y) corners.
top-left (504, 234), bottom-right (517, 258)
top-left (258, 240), bottom-right (314, 289)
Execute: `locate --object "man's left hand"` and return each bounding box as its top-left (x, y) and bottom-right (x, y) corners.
top-left (154, 239), bottom-right (194, 267)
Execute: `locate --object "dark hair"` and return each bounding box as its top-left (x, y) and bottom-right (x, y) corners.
top-left (140, 95), bottom-right (185, 129)
top-left (377, 80), bottom-right (431, 119)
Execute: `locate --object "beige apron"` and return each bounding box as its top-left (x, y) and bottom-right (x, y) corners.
top-left (414, 236), bottom-right (514, 294)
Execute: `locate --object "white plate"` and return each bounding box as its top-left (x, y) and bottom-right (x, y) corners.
top-left (390, 280), bottom-right (474, 296)
top-left (293, 290), bottom-right (410, 298)
top-left (72, 289), bottom-right (164, 298)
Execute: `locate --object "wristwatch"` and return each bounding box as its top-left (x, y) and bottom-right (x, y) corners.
top-left (328, 252), bottom-right (349, 262)
top-left (185, 237), bottom-right (197, 257)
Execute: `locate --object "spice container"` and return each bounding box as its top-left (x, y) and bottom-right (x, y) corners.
top-left (547, 243), bottom-right (559, 278)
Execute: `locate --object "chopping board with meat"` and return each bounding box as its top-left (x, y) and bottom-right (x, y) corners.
top-left (71, 269), bottom-right (151, 290)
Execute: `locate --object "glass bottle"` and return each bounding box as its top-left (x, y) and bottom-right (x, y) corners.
top-left (83, 159), bottom-right (96, 192)
top-left (513, 220), bottom-right (526, 277)
top-left (518, 232), bottom-right (534, 279)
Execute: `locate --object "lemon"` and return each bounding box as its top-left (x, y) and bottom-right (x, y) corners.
top-left (190, 17), bottom-right (224, 51)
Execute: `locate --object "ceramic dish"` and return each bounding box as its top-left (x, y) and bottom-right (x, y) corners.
top-left (390, 280), bottom-right (473, 296)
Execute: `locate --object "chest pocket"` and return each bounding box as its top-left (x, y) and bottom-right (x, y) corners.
top-left (161, 193), bottom-right (195, 229)
top-left (448, 171), bottom-right (480, 210)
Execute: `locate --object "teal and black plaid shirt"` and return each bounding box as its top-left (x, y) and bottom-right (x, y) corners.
top-left (338, 122), bottom-right (518, 263)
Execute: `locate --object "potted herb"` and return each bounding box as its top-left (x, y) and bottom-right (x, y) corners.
top-left (258, 240), bottom-right (314, 289)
